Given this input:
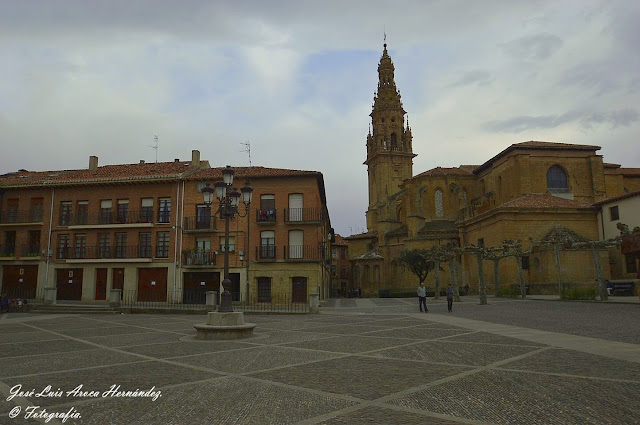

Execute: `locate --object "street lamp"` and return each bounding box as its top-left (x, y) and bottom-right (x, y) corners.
top-left (204, 166), bottom-right (253, 312)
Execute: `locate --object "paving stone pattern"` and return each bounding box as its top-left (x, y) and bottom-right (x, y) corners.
top-left (1, 301), bottom-right (639, 424)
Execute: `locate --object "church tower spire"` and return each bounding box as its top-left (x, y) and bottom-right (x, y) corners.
top-left (364, 42), bottom-right (416, 233)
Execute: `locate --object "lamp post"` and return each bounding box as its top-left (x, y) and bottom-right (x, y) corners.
top-left (202, 165), bottom-right (252, 312)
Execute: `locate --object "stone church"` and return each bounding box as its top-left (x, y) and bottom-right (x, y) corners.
top-left (347, 43), bottom-right (640, 296)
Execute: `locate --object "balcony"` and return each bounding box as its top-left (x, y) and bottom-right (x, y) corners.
top-left (56, 245), bottom-right (157, 261)
top-left (182, 250), bottom-right (216, 266)
top-left (0, 210), bottom-right (44, 225)
top-left (256, 245), bottom-right (277, 260)
top-left (183, 216), bottom-right (217, 231)
top-left (284, 245), bottom-right (325, 261)
top-left (19, 244), bottom-right (41, 258)
top-left (256, 209), bottom-right (277, 224)
top-left (0, 244), bottom-right (16, 258)
top-left (60, 210), bottom-right (156, 228)
top-left (284, 208), bottom-right (323, 223)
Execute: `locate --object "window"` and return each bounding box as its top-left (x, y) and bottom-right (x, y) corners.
top-left (27, 230), bottom-right (40, 255)
top-left (435, 189), bottom-right (444, 217)
top-left (158, 198), bottom-right (171, 223)
top-left (117, 200), bottom-right (129, 224)
top-left (115, 233), bottom-right (127, 258)
top-left (288, 194), bottom-right (303, 222)
top-left (77, 201), bottom-right (88, 225)
top-left (332, 247), bottom-right (338, 259)
top-left (477, 238), bottom-right (485, 248)
top-left (196, 238), bottom-right (210, 252)
top-left (98, 233), bottom-right (111, 258)
top-left (257, 277), bottom-right (272, 302)
top-left (625, 254), bottom-right (638, 274)
top-left (60, 201), bottom-right (72, 225)
top-left (546, 166), bottom-right (568, 191)
top-left (288, 230), bottom-right (304, 259)
top-left (340, 247), bottom-right (347, 260)
top-left (258, 194), bottom-right (276, 222)
top-left (156, 232), bottom-right (170, 258)
top-left (100, 200), bottom-right (113, 224)
top-left (609, 206), bottom-right (619, 221)
top-left (139, 232), bottom-right (152, 258)
top-left (141, 198), bottom-right (153, 222)
top-left (390, 133), bottom-right (397, 148)
top-left (196, 204), bottom-right (211, 229)
top-left (58, 234), bottom-right (69, 258)
top-left (31, 198), bottom-right (43, 222)
top-left (340, 266), bottom-right (347, 278)
top-left (521, 256), bottom-right (530, 270)
top-left (260, 231), bottom-right (275, 259)
top-left (7, 199), bottom-right (18, 223)
top-left (74, 234), bottom-right (86, 259)
top-left (3, 231), bottom-right (16, 256)
top-left (219, 236), bottom-right (235, 253)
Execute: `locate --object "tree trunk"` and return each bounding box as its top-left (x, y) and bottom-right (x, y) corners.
top-left (493, 258), bottom-right (500, 296)
top-left (553, 244), bottom-right (563, 297)
top-left (515, 255), bottom-right (526, 299)
top-left (591, 246), bottom-right (608, 301)
top-left (434, 260), bottom-right (441, 300)
top-left (475, 252), bottom-right (487, 305)
top-left (449, 257), bottom-right (461, 302)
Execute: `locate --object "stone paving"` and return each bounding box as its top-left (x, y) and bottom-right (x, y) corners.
top-left (0, 297), bottom-right (638, 424)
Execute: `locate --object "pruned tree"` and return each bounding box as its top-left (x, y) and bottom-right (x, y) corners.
top-left (394, 249), bottom-right (436, 286)
top-left (461, 245), bottom-right (488, 305)
top-left (484, 245), bottom-right (510, 296)
top-left (502, 239), bottom-right (531, 299)
top-left (569, 237), bottom-right (621, 301)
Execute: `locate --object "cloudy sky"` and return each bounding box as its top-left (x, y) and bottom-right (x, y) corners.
top-left (1, 0), bottom-right (638, 236)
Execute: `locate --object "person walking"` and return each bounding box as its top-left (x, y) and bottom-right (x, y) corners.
top-left (446, 284), bottom-right (454, 313)
top-left (417, 282), bottom-right (428, 313)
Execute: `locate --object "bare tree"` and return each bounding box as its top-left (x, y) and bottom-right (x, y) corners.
top-left (462, 245), bottom-right (488, 304)
top-left (502, 239), bottom-right (531, 299)
top-left (484, 245), bottom-right (510, 296)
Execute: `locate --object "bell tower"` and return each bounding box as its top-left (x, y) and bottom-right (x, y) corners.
top-left (365, 42), bottom-right (415, 232)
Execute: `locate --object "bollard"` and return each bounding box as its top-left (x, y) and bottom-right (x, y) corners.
top-left (309, 293), bottom-right (319, 313)
top-left (109, 289), bottom-right (122, 308)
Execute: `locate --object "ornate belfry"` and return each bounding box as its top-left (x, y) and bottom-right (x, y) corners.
top-left (365, 43), bottom-right (416, 233)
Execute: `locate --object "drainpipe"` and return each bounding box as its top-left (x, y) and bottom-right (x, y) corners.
top-left (173, 180), bottom-right (180, 296)
top-left (179, 179), bottom-right (185, 290)
top-left (599, 206), bottom-right (605, 240)
top-left (245, 179), bottom-right (251, 302)
top-left (45, 186), bottom-right (55, 290)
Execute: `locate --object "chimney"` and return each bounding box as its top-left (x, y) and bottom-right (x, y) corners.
top-left (89, 156), bottom-right (98, 171)
top-left (191, 150), bottom-right (200, 168)
top-left (140, 160), bottom-right (145, 164)
top-left (174, 158), bottom-right (179, 162)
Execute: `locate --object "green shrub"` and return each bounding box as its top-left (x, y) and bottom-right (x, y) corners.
top-left (561, 288), bottom-right (596, 300)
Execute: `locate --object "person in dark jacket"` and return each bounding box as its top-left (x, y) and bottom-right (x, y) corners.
top-left (446, 284), bottom-right (454, 313)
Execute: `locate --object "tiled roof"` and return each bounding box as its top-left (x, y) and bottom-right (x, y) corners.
top-left (345, 232), bottom-right (377, 240)
top-left (603, 163), bottom-right (621, 169)
top-left (0, 161), bottom-right (189, 187)
top-left (541, 224), bottom-right (590, 243)
top-left (592, 189), bottom-right (640, 206)
top-left (352, 250), bottom-right (384, 261)
top-left (188, 166), bottom-right (321, 181)
top-left (459, 165), bottom-right (480, 172)
top-left (499, 194), bottom-right (595, 210)
top-left (333, 234), bottom-right (348, 246)
top-left (414, 167), bottom-right (473, 178)
top-left (0, 163), bottom-right (323, 188)
top-left (475, 141), bottom-right (601, 174)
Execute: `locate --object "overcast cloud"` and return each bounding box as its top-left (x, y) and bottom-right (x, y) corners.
top-left (1, 0), bottom-right (638, 236)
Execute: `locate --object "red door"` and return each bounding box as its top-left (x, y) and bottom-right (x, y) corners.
top-left (56, 268), bottom-right (83, 300)
top-left (137, 268), bottom-right (167, 302)
top-left (292, 277), bottom-right (308, 303)
top-left (112, 268), bottom-right (124, 300)
top-left (1, 265), bottom-right (38, 298)
top-left (183, 272), bottom-right (220, 304)
top-left (95, 268), bottom-right (107, 300)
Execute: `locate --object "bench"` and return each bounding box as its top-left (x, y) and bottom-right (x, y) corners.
top-left (610, 282), bottom-right (635, 296)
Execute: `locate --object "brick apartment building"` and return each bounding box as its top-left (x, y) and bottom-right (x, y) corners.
top-left (0, 151), bottom-right (332, 303)
top-left (330, 234), bottom-right (353, 297)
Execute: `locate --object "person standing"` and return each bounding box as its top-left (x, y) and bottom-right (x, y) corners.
top-left (417, 282), bottom-right (428, 313)
top-left (446, 284), bottom-right (454, 313)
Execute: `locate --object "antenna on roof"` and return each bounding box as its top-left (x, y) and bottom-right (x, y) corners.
top-left (240, 141), bottom-right (252, 167)
top-left (148, 135), bottom-right (158, 163)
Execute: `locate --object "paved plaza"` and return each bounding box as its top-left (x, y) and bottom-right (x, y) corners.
top-left (1, 297), bottom-right (639, 424)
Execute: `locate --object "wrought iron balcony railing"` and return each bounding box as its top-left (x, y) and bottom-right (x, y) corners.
top-left (0, 209), bottom-right (44, 224)
top-left (283, 208), bottom-right (323, 223)
top-left (56, 245), bottom-right (160, 260)
top-left (182, 250), bottom-right (216, 265)
top-left (256, 209), bottom-right (277, 223)
top-left (183, 216), bottom-right (217, 231)
top-left (59, 210), bottom-right (156, 226)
